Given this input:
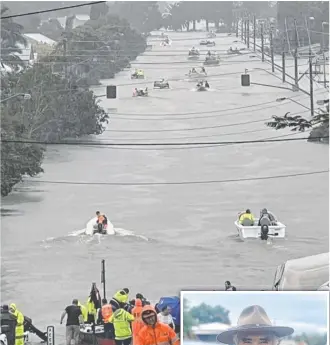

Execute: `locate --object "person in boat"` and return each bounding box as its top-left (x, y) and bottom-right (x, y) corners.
top-left (157, 305), bottom-right (175, 329)
top-left (258, 208), bottom-right (277, 226)
top-left (1, 305), bottom-right (17, 345)
top-left (207, 50), bottom-right (212, 56)
top-left (239, 209), bottom-right (255, 226)
top-left (138, 306), bottom-right (179, 345)
top-left (229, 47), bottom-right (233, 52)
top-left (131, 299), bottom-right (144, 345)
top-left (96, 211), bottom-right (108, 233)
top-left (225, 281), bottom-right (237, 291)
top-left (109, 306), bottom-right (135, 345)
top-left (110, 289), bottom-right (130, 311)
top-left (99, 298), bottom-right (115, 339)
top-left (144, 87), bottom-right (148, 94)
top-left (201, 67), bottom-right (206, 73)
top-left (204, 80), bottom-right (210, 88)
top-left (192, 67), bottom-right (197, 73)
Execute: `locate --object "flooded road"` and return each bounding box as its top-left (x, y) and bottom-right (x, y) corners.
top-left (1, 32), bottom-right (328, 341)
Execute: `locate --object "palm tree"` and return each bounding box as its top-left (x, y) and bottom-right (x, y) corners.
top-left (1, 6), bottom-right (27, 67)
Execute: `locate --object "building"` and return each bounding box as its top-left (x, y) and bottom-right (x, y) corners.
top-left (23, 33), bottom-right (56, 59)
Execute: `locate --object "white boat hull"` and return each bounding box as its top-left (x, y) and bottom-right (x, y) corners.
top-left (85, 217), bottom-right (115, 235)
top-left (234, 219), bottom-right (286, 240)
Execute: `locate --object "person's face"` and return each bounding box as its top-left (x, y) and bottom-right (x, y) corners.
top-left (237, 333), bottom-right (276, 345)
top-left (142, 312), bottom-right (157, 325)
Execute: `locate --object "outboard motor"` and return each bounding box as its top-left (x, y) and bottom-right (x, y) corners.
top-left (260, 225), bottom-right (269, 240)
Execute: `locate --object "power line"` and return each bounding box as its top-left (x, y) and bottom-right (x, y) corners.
top-left (0, 1), bottom-right (105, 19)
top-left (2, 136), bottom-right (328, 147)
top-left (14, 170), bottom-right (329, 187)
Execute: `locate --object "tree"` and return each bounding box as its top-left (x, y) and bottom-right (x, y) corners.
top-left (0, 6), bottom-right (27, 68)
top-left (266, 104), bottom-right (329, 143)
top-left (90, 2), bottom-right (109, 21)
top-left (183, 298), bottom-right (196, 337)
top-left (190, 303), bottom-right (231, 325)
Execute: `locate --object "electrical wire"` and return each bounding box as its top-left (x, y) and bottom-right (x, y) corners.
top-left (0, 1), bottom-right (105, 19)
top-left (11, 170), bottom-right (329, 187)
top-left (2, 136), bottom-right (328, 147)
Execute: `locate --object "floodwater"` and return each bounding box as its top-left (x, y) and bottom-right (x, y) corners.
top-left (1, 32), bottom-right (328, 342)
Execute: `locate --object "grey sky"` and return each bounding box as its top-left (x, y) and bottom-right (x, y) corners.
top-left (183, 291), bottom-right (328, 334)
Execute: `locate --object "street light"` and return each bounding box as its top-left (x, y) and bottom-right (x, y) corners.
top-left (276, 97), bottom-right (311, 111)
top-left (0, 93), bottom-right (31, 103)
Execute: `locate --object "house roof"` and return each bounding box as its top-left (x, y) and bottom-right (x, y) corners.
top-left (24, 33), bottom-right (56, 45)
top-left (13, 43), bottom-right (33, 62)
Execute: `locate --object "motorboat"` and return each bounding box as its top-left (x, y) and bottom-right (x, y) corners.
top-left (227, 48), bottom-right (241, 55)
top-left (200, 40), bottom-right (215, 46)
top-left (188, 49), bottom-right (200, 56)
top-left (160, 40), bottom-right (171, 47)
top-left (234, 217), bottom-right (286, 241)
top-left (203, 55), bottom-right (220, 65)
top-left (133, 90), bottom-right (149, 97)
top-left (80, 324), bottom-right (114, 345)
top-left (154, 79), bottom-right (170, 89)
top-left (187, 68), bottom-right (207, 79)
top-left (196, 84), bottom-right (209, 92)
top-left (85, 217), bottom-right (115, 235)
top-left (131, 71), bottom-right (144, 79)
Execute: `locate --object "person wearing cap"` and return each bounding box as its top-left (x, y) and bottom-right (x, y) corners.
top-left (1, 305), bottom-right (17, 345)
top-left (132, 299), bottom-right (144, 345)
top-left (216, 305), bottom-right (294, 345)
top-left (136, 306), bottom-right (179, 345)
top-left (60, 299), bottom-right (85, 345)
top-left (239, 209), bottom-right (255, 226)
top-left (111, 289), bottom-right (130, 310)
top-left (258, 209), bottom-right (277, 226)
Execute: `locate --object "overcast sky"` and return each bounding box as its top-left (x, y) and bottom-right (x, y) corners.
top-left (183, 292), bottom-right (328, 335)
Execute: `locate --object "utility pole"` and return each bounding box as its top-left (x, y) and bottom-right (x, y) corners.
top-left (236, 15), bottom-right (238, 37)
top-left (294, 19), bottom-right (299, 90)
top-left (309, 57), bottom-right (314, 117)
top-left (244, 19), bottom-right (247, 44)
top-left (253, 16), bottom-right (256, 51)
top-left (261, 23), bottom-right (264, 62)
top-left (63, 38), bottom-right (67, 79)
top-left (241, 17), bottom-right (243, 41)
top-left (270, 27), bottom-right (274, 72)
top-left (247, 18), bottom-right (250, 48)
top-left (282, 51), bottom-right (286, 82)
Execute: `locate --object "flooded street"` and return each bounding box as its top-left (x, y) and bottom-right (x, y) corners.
top-left (1, 32), bottom-right (328, 341)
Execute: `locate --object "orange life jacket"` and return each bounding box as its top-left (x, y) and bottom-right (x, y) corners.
top-left (101, 304), bottom-right (113, 323)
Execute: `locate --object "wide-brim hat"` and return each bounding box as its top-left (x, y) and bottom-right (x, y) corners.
top-left (217, 305), bottom-right (294, 344)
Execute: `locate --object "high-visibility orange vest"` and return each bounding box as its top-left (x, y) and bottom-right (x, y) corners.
top-left (101, 304), bottom-right (113, 323)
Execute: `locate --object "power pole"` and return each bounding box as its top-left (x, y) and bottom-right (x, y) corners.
top-left (241, 17), bottom-right (243, 41)
top-left (247, 18), bottom-right (250, 48)
top-left (261, 23), bottom-right (264, 62)
top-left (309, 57), bottom-right (314, 117)
top-left (270, 27), bottom-right (274, 72)
top-left (63, 38), bottom-right (68, 79)
top-left (253, 16), bottom-right (256, 51)
top-left (294, 19), bottom-right (299, 90)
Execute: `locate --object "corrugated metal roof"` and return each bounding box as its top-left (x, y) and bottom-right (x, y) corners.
top-left (24, 33), bottom-right (56, 45)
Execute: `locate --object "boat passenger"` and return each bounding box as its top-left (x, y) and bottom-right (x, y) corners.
top-left (258, 208), bottom-right (277, 226)
top-left (132, 299), bottom-right (144, 345)
top-left (192, 67), bottom-right (197, 73)
top-left (1, 305), bottom-right (17, 345)
top-left (157, 305), bottom-right (175, 329)
top-left (109, 307), bottom-right (134, 345)
top-left (207, 50), bottom-right (212, 56)
top-left (9, 304), bottom-right (24, 345)
top-left (205, 80), bottom-right (210, 88)
top-left (239, 209), bottom-right (255, 226)
top-left (201, 67), bottom-right (206, 73)
top-left (99, 298), bottom-right (114, 339)
top-left (229, 47), bottom-right (233, 52)
top-left (96, 211), bottom-right (108, 233)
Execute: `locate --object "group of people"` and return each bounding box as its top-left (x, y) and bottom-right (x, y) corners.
top-left (189, 46), bottom-right (200, 54)
top-left (0, 304), bottom-right (25, 345)
top-left (61, 288), bottom-right (179, 345)
top-left (238, 208), bottom-right (277, 226)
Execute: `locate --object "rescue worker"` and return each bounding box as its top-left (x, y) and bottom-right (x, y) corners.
top-left (111, 289), bottom-right (129, 310)
top-left (205, 81), bottom-right (210, 88)
top-left (132, 299), bottom-right (144, 345)
top-left (137, 306), bottom-right (179, 345)
top-left (100, 298), bottom-right (114, 339)
top-left (77, 301), bottom-right (87, 322)
top-left (201, 67), bottom-right (206, 73)
top-left (9, 304), bottom-right (24, 345)
top-left (239, 209), bottom-right (255, 226)
top-left (1, 305), bottom-right (17, 345)
top-left (96, 211), bottom-right (108, 233)
top-left (109, 306), bottom-right (134, 345)
top-left (86, 296), bottom-right (97, 325)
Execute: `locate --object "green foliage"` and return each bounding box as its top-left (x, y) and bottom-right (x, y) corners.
top-left (293, 332), bottom-right (327, 345)
top-left (183, 299), bottom-right (231, 337)
top-left (183, 298), bottom-right (196, 337)
top-left (266, 106), bottom-right (329, 143)
top-left (110, 2), bottom-right (162, 33)
top-left (1, 9), bottom-right (148, 197)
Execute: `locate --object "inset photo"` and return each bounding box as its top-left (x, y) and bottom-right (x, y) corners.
top-left (182, 291), bottom-right (328, 345)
